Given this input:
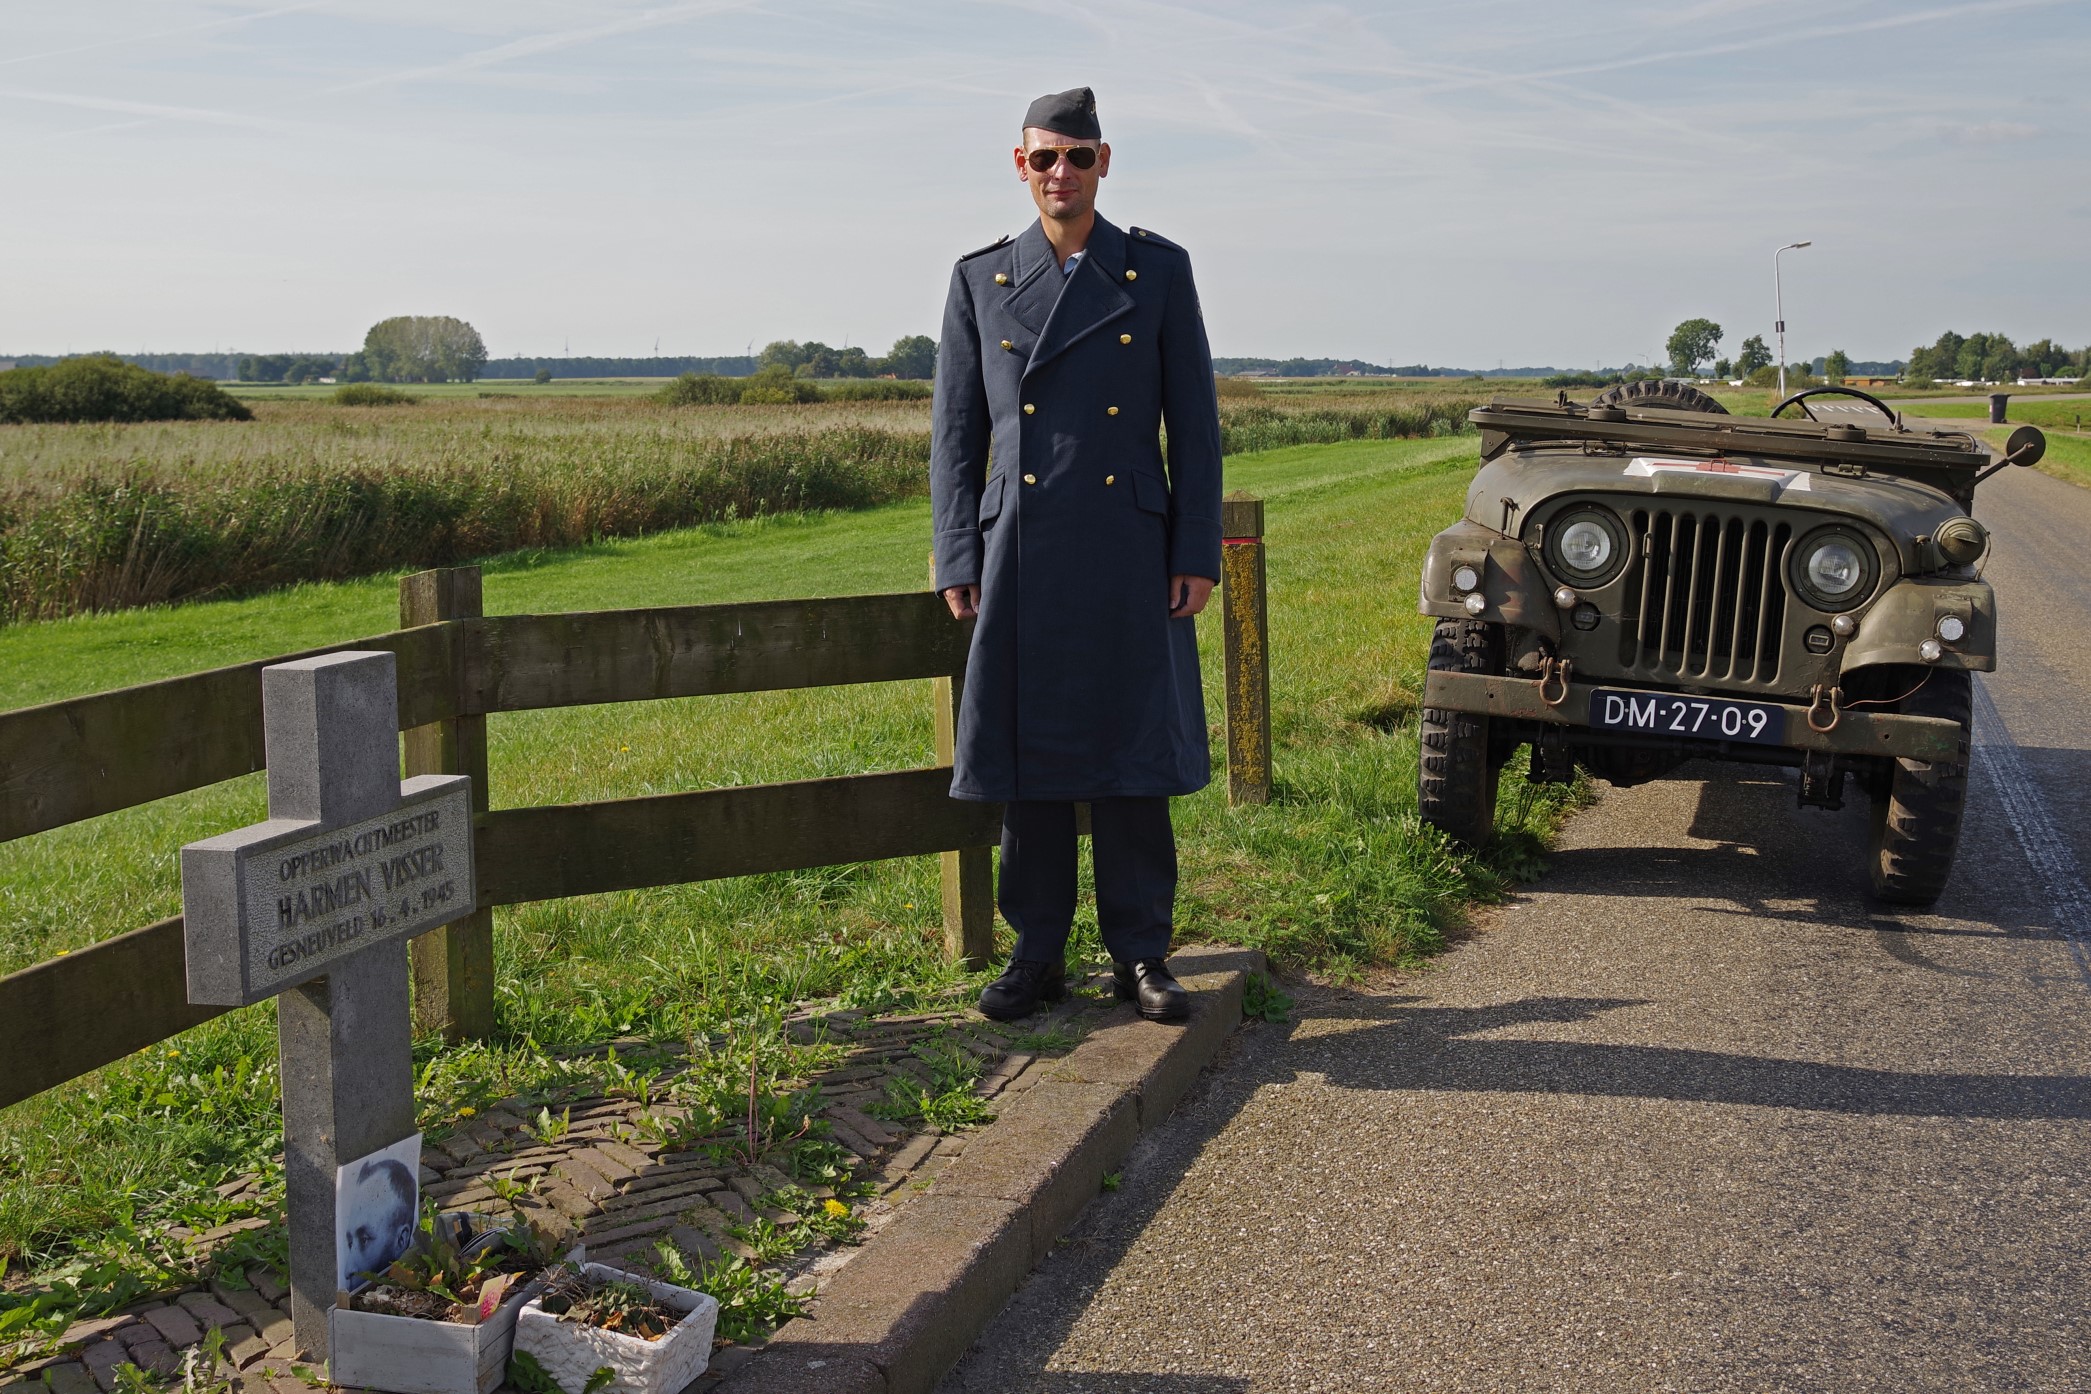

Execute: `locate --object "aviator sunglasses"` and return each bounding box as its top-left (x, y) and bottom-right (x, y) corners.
top-left (1025, 144), bottom-right (1099, 172)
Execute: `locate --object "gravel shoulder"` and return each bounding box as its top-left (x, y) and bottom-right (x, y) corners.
top-left (939, 464), bottom-right (2091, 1393)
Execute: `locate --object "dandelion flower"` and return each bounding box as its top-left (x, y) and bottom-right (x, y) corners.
top-left (459, 1106), bottom-right (477, 1118)
top-left (823, 1198), bottom-right (849, 1218)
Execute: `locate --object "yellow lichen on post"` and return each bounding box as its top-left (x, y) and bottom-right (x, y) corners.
top-left (1220, 494), bottom-right (1273, 806)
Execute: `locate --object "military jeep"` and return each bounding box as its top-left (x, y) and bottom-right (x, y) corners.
top-left (1416, 380), bottom-right (2046, 904)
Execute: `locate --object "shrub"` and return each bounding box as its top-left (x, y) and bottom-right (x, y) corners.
top-left (0, 357), bottom-right (251, 424)
top-left (821, 380), bottom-right (933, 402)
top-left (333, 384), bottom-right (419, 406)
top-left (533, 368), bottom-right (553, 385)
top-left (657, 373), bottom-right (746, 406)
top-left (1213, 375), bottom-right (1265, 399)
top-left (741, 366), bottom-right (820, 405)
top-left (1542, 371), bottom-right (1622, 389)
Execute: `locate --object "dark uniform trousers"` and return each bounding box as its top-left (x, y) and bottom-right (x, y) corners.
top-left (998, 797), bottom-right (1175, 966)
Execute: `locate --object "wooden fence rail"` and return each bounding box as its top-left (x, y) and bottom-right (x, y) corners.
top-left (0, 504), bottom-right (1271, 1111)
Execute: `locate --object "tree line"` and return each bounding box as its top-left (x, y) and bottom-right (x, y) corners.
top-left (755, 336), bottom-right (937, 380)
top-left (1904, 331), bottom-right (2089, 385)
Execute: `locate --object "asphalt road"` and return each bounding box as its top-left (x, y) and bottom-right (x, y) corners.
top-left (939, 463), bottom-right (2091, 1392)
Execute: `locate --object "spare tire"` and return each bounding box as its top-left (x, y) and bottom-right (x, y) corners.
top-left (1590, 379), bottom-right (1729, 415)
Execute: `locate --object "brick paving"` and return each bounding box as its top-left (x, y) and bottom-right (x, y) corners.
top-left (1, 984), bottom-right (1108, 1394)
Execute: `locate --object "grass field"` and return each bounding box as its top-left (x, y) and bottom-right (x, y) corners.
top-left (0, 431), bottom-right (1583, 1291)
top-left (1893, 397), bottom-right (2091, 431)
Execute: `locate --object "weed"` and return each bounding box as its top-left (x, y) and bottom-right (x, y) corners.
top-left (535, 1264), bottom-right (677, 1339)
top-left (1243, 972), bottom-right (1295, 1024)
top-left (677, 1253), bottom-right (804, 1345)
top-left (1101, 1172), bottom-right (1122, 1192)
top-left (726, 1217), bottom-right (798, 1264)
top-left (528, 1107), bottom-right (572, 1145)
top-left (867, 1033), bottom-right (995, 1133)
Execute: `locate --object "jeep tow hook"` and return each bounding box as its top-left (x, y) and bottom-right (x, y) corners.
top-left (1806, 683), bottom-right (1843, 734)
top-left (1538, 656), bottom-right (1575, 708)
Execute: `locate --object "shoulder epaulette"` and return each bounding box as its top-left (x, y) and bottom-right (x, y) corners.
top-left (957, 235), bottom-right (1011, 262)
top-left (1127, 227), bottom-right (1185, 253)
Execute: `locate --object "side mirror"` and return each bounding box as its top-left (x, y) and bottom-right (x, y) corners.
top-left (2005, 425), bottom-right (2046, 467)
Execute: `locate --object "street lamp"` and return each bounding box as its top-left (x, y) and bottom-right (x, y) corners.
top-left (1775, 240), bottom-right (1812, 399)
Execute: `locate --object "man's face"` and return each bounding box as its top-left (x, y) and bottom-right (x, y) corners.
top-left (1015, 126), bottom-right (1109, 221)
top-left (340, 1167), bottom-right (414, 1286)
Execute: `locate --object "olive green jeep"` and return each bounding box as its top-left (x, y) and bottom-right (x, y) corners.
top-left (1416, 381), bottom-right (2047, 904)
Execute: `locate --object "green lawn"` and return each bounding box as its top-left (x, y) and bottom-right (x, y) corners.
top-left (0, 433), bottom-right (1582, 1281)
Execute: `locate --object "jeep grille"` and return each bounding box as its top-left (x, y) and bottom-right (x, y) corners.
top-left (1623, 508), bottom-right (1792, 686)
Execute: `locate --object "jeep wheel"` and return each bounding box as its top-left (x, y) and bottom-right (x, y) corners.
top-left (1589, 379), bottom-right (1730, 415)
top-left (1868, 668), bottom-right (1973, 905)
top-left (1419, 619), bottom-right (1505, 847)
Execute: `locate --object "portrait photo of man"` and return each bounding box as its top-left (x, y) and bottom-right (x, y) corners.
top-left (335, 1134), bottom-right (422, 1293)
top-left (930, 85), bottom-right (1224, 1025)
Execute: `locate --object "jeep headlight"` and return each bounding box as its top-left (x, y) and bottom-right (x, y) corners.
top-left (1791, 528), bottom-right (1878, 611)
top-left (1545, 506), bottom-right (1627, 586)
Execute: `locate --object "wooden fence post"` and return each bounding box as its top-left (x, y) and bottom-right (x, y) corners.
top-left (1220, 493), bottom-right (1273, 806)
top-left (400, 566), bottom-right (496, 1042)
top-left (931, 564), bottom-right (996, 968)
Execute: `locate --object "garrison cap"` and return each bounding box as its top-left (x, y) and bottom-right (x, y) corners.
top-left (1022, 86), bottom-right (1100, 140)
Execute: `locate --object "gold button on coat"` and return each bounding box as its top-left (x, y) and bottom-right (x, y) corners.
top-left (1107, 406), bottom-right (1119, 416)
top-left (1119, 334), bottom-right (1132, 344)
top-left (1105, 474), bottom-right (1116, 485)
top-left (1000, 340), bottom-right (1013, 351)
top-left (1124, 269), bottom-right (1137, 282)
top-left (994, 273), bottom-right (1009, 285)
top-left (1023, 473), bottom-right (1037, 484)
top-left (1023, 403), bottom-right (1035, 414)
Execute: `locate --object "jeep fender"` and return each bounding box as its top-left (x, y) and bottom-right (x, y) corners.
top-left (1839, 576), bottom-right (1996, 674)
top-left (1419, 520), bottom-right (1562, 641)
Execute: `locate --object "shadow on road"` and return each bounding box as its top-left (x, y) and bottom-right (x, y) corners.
top-left (1533, 763), bottom-right (2073, 942)
top-left (1283, 994), bottom-right (2091, 1119)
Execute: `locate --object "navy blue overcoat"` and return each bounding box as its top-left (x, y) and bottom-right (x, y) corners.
top-left (930, 215), bottom-right (1224, 803)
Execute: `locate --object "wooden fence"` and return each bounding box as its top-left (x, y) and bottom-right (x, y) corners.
top-left (0, 496), bottom-right (1271, 1111)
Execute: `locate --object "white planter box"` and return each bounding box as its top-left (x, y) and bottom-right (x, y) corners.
top-left (330, 1217), bottom-right (581, 1394)
top-left (512, 1263), bottom-right (721, 1394)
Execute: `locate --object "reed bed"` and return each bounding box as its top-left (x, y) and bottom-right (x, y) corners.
top-left (0, 392), bottom-right (1482, 623)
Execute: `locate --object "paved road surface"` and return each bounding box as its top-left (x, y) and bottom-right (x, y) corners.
top-left (940, 464), bottom-right (2091, 1391)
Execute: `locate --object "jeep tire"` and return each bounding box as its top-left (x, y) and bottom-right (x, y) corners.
top-left (1420, 619), bottom-right (1505, 847)
top-left (1590, 379), bottom-right (1731, 415)
top-left (1868, 668), bottom-right (1973, 905)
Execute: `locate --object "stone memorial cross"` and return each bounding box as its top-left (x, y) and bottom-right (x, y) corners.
top-left (181, 651), bottom-right (477, 1362)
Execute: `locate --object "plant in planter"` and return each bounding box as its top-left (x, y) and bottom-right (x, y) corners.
top-left (511, 1262), bottom-right (720, 1394)
top-left (331, 1209), bottom-right (578, 1394)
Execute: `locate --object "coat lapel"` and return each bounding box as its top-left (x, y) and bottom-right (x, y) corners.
top-left (1002, 221), bottom-right (1062, 340)
top-left (1026, 216), bottom-right (1133, 376)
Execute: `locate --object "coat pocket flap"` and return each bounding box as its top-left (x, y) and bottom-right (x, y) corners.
top-left (978, 471), bottom-right (1009, 524)
top-left (1130, 471), bottom-right (1169, 516)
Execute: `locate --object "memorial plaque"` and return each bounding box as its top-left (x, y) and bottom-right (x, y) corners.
top-left (183, 776), bottom-right (474, 1007)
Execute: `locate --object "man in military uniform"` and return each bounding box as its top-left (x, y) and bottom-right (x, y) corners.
top-left (929, 86), bottom-right (1224, 1023)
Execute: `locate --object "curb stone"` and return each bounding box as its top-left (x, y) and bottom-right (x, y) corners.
top-left (717, 944), bottom-right (1265, 1394)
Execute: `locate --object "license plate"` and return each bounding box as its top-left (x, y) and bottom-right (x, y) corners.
top-left (1587, 688), bottom-right (1787, 745)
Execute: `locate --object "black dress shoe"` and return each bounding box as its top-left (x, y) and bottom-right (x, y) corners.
top-left (978, 958), bottom-right (1067, 1021)
top-left (1112, 957), bottom-right (1190, 1022)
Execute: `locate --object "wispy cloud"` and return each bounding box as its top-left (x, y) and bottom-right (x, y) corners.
top-left (0, 86), bottom-right (284, 130)
top-left (320, 0), bottom-right (764, 95)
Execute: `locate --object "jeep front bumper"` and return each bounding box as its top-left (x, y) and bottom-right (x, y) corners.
top-left (1421, 670), bottom-right (1963, 763)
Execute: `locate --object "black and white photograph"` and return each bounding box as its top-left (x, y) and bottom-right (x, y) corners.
top-left (334, 1133), bottom-right (422, 1295)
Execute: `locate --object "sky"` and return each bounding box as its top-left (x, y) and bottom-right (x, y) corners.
top-left (3, 0), bottom-right (2087, 368)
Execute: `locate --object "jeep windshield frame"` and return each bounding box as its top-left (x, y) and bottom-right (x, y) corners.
top-left (1470, 399), bottom-right (1988, 507)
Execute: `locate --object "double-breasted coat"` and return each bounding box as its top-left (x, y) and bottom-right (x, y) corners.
top-left (930, 214), bottom-right (1224, 803)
